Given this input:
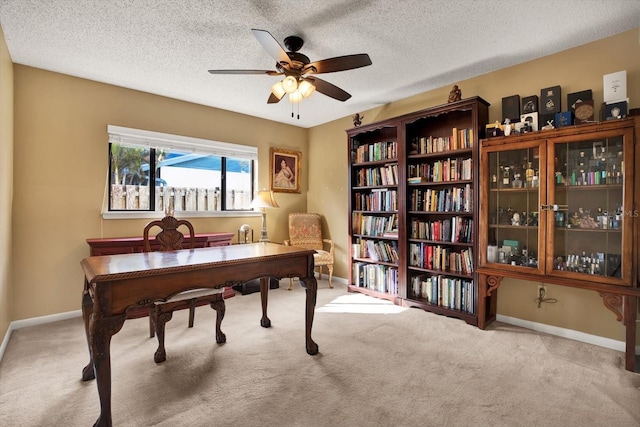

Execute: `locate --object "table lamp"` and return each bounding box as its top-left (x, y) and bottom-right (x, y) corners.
top-left (249, 190), bottom-right (279, 242)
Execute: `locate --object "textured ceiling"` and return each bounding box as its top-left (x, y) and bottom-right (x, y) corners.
top-left (1, 1), bottom-right (639, 128)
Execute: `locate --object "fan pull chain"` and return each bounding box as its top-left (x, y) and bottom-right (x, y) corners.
top-left (290, 97), bottom-right (301, 120)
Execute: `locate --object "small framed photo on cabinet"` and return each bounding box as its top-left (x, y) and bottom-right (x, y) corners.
top-left (521, 95), bottom-right (538, 114)
top-left (540, 86), bottom-right (561, 114)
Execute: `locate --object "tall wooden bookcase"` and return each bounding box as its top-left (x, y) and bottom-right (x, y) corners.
top-left (347, 97), bottom-right (490, 325)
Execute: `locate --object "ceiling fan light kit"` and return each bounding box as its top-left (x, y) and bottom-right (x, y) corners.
top-left (208, 29), bottom-right (372, 115)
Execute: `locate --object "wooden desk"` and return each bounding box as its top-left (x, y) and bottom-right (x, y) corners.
top-left (80, 243), bottom-right (318, 427)
top-left (87, 232), bottom-right (236, 300)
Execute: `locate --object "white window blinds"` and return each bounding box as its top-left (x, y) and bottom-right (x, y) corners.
top-left (107, 125), bottom-right (258, 160)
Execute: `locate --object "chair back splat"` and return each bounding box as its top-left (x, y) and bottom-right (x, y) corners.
top-left (142, 215), bottom-right (226, 364)
top-left (143, 216), bottom-right (195, 252)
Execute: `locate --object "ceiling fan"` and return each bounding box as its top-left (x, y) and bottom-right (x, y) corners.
top-left (208, 29), bottom-right (372, 104)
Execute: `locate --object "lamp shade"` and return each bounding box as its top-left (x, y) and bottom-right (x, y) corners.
top-left (289, 90), bottom-right (303, 104)
top-left (281, 76), bottom-right (298, 94)
top-left (270, 81), bottom-right (286, 99)
top-left (298, 80), bottom-right (316, 98)
top-left (249, 190), bottom-right (279, 209)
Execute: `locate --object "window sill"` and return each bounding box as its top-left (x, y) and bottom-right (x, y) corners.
top-left (102, 210), bottom-right (261, 220)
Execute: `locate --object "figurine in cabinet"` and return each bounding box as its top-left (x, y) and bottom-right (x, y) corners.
top-left (511, 212), bottom-right (521, 226)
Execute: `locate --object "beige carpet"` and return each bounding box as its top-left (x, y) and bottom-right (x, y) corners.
top-left (1, 280), bottom-right (639, 427)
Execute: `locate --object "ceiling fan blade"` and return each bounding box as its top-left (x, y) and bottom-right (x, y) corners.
top-left (251, 29), bottom-right (291, 67)
top-left (304, 76), bottom-right (351, 101)
top-left (303, 54), bottom-right (372, 74)
top-left (267, 92), bottom-right (283, 104)
top-left (208, 69), bottom-right (281, 75)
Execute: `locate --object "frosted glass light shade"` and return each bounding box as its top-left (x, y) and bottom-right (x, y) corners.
top-left (289, 90), bottom-right (303, 103)
top-left (271, 81), bottom-right (286, 99)
top-left (298, 80), bottom-right (316, 98)
top-left (282, 76), bottom-right (298, 94)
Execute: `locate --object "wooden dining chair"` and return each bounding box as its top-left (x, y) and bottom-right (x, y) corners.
top-left (143, 215), bottom-right (226, 363)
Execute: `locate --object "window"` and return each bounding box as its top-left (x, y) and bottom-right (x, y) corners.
top-left (106, 125), bottom-right (256, 215)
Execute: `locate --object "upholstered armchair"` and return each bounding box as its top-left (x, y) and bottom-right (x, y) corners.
top-left (283, 213), bottom-right (334, 289)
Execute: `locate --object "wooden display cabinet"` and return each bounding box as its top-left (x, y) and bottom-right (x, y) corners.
top-left (477, 117), bottom-right (640, 371)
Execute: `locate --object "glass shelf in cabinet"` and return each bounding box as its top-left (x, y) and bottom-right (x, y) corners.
top-left (489, 187), bottom-right (539, 192)
top-left (554, 183), bottom-right (623, 191)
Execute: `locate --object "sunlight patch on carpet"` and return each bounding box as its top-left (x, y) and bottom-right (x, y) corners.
top-left (317, 293), bottom-right (407, 314)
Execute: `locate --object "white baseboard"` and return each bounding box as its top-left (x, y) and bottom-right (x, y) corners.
top-left (1, 297), bottom-right (636, 363)
top-left (497, 314), bottom-right (640, 355)
top-left (0, 309), bottom-right (82, 362)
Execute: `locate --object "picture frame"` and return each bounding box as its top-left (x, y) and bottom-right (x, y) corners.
top-left (270, 147), bottom-right (301, 193)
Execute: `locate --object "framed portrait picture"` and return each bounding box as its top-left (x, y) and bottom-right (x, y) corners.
top-left (270, 147), bottom-right (301, 193)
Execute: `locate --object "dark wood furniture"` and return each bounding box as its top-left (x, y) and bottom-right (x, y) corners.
top-left (80, 243), bottom-right (318, 427)
top-left (346, 97), bottom-right (489, 325)
top-left (143, 216), bottom-right (226, 363)
top-left (86, 231), bottom-right (235, 302)
top-left (476, 117), bottom-right (640, 371)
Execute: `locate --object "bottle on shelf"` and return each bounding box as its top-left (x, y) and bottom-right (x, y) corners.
top-left (525, 161), bottom-right (534, 187)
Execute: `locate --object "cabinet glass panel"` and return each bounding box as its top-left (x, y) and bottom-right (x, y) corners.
top-left (550, 136), bottom-right (624, 277)
top-left (487, 147), bottom-right (540, 268)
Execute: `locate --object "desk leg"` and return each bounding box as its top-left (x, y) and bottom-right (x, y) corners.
top-left (299, 276), bottom-right (318, 355)
top-left (260, 277), bottom-right (271, 328)
top-left (90, 310), bottom-right (126, 427)
top-left (81, 285), bottom-right (95, 381)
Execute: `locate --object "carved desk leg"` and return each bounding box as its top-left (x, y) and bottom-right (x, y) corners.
top-left (90, 302), bottom-right (126, 427)
top-left (259, 277), bottom-right (271, 328)
top-left (81, 282), bottom-right (96, 381)
top-left (299, 275), bottom-right (318, 355)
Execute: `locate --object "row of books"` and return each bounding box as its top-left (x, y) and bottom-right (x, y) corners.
top-left (353, 140), bottom-right (397, 163)
top-left (353, 189), bottom-right (397, 211)
top-left (352, 213), bottom-right (398, 236)
top-left (407, 157), bottom-right (472, 183)
top-left (410, 217), bottom-right (473, 243)
top-left (408, 243), bottom-right (474, 274)
top-left (409, 184), bottom-right (472, 212)
top-left (410, 274), bottom-right (475, 314)
top-left (411, 127), bottom-right (474, 155)
top-left (354, 164), bottom-right (398, 187)
top-left (352, 263), bottom-right (398, 294)
top-left (355, 238), bottom-right (400, 264)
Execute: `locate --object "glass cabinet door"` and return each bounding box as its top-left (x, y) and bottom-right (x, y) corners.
top-left (483, 142), bottom-right (546, 273)
top-left (546, 128), bottom-right (633, 284)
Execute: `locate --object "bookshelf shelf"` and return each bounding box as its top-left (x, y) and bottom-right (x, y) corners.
top-left (347, 97), bottom-right (489, 324)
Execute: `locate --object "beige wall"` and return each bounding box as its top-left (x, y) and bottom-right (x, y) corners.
top-left (3, 27), bottom-right (639, 345)
top-left (0, 26), bottom-right (13, 341)
top-left (12, 65), bottom-right (307, 320)
top-left (308, 28), bottom-right (640, 342)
